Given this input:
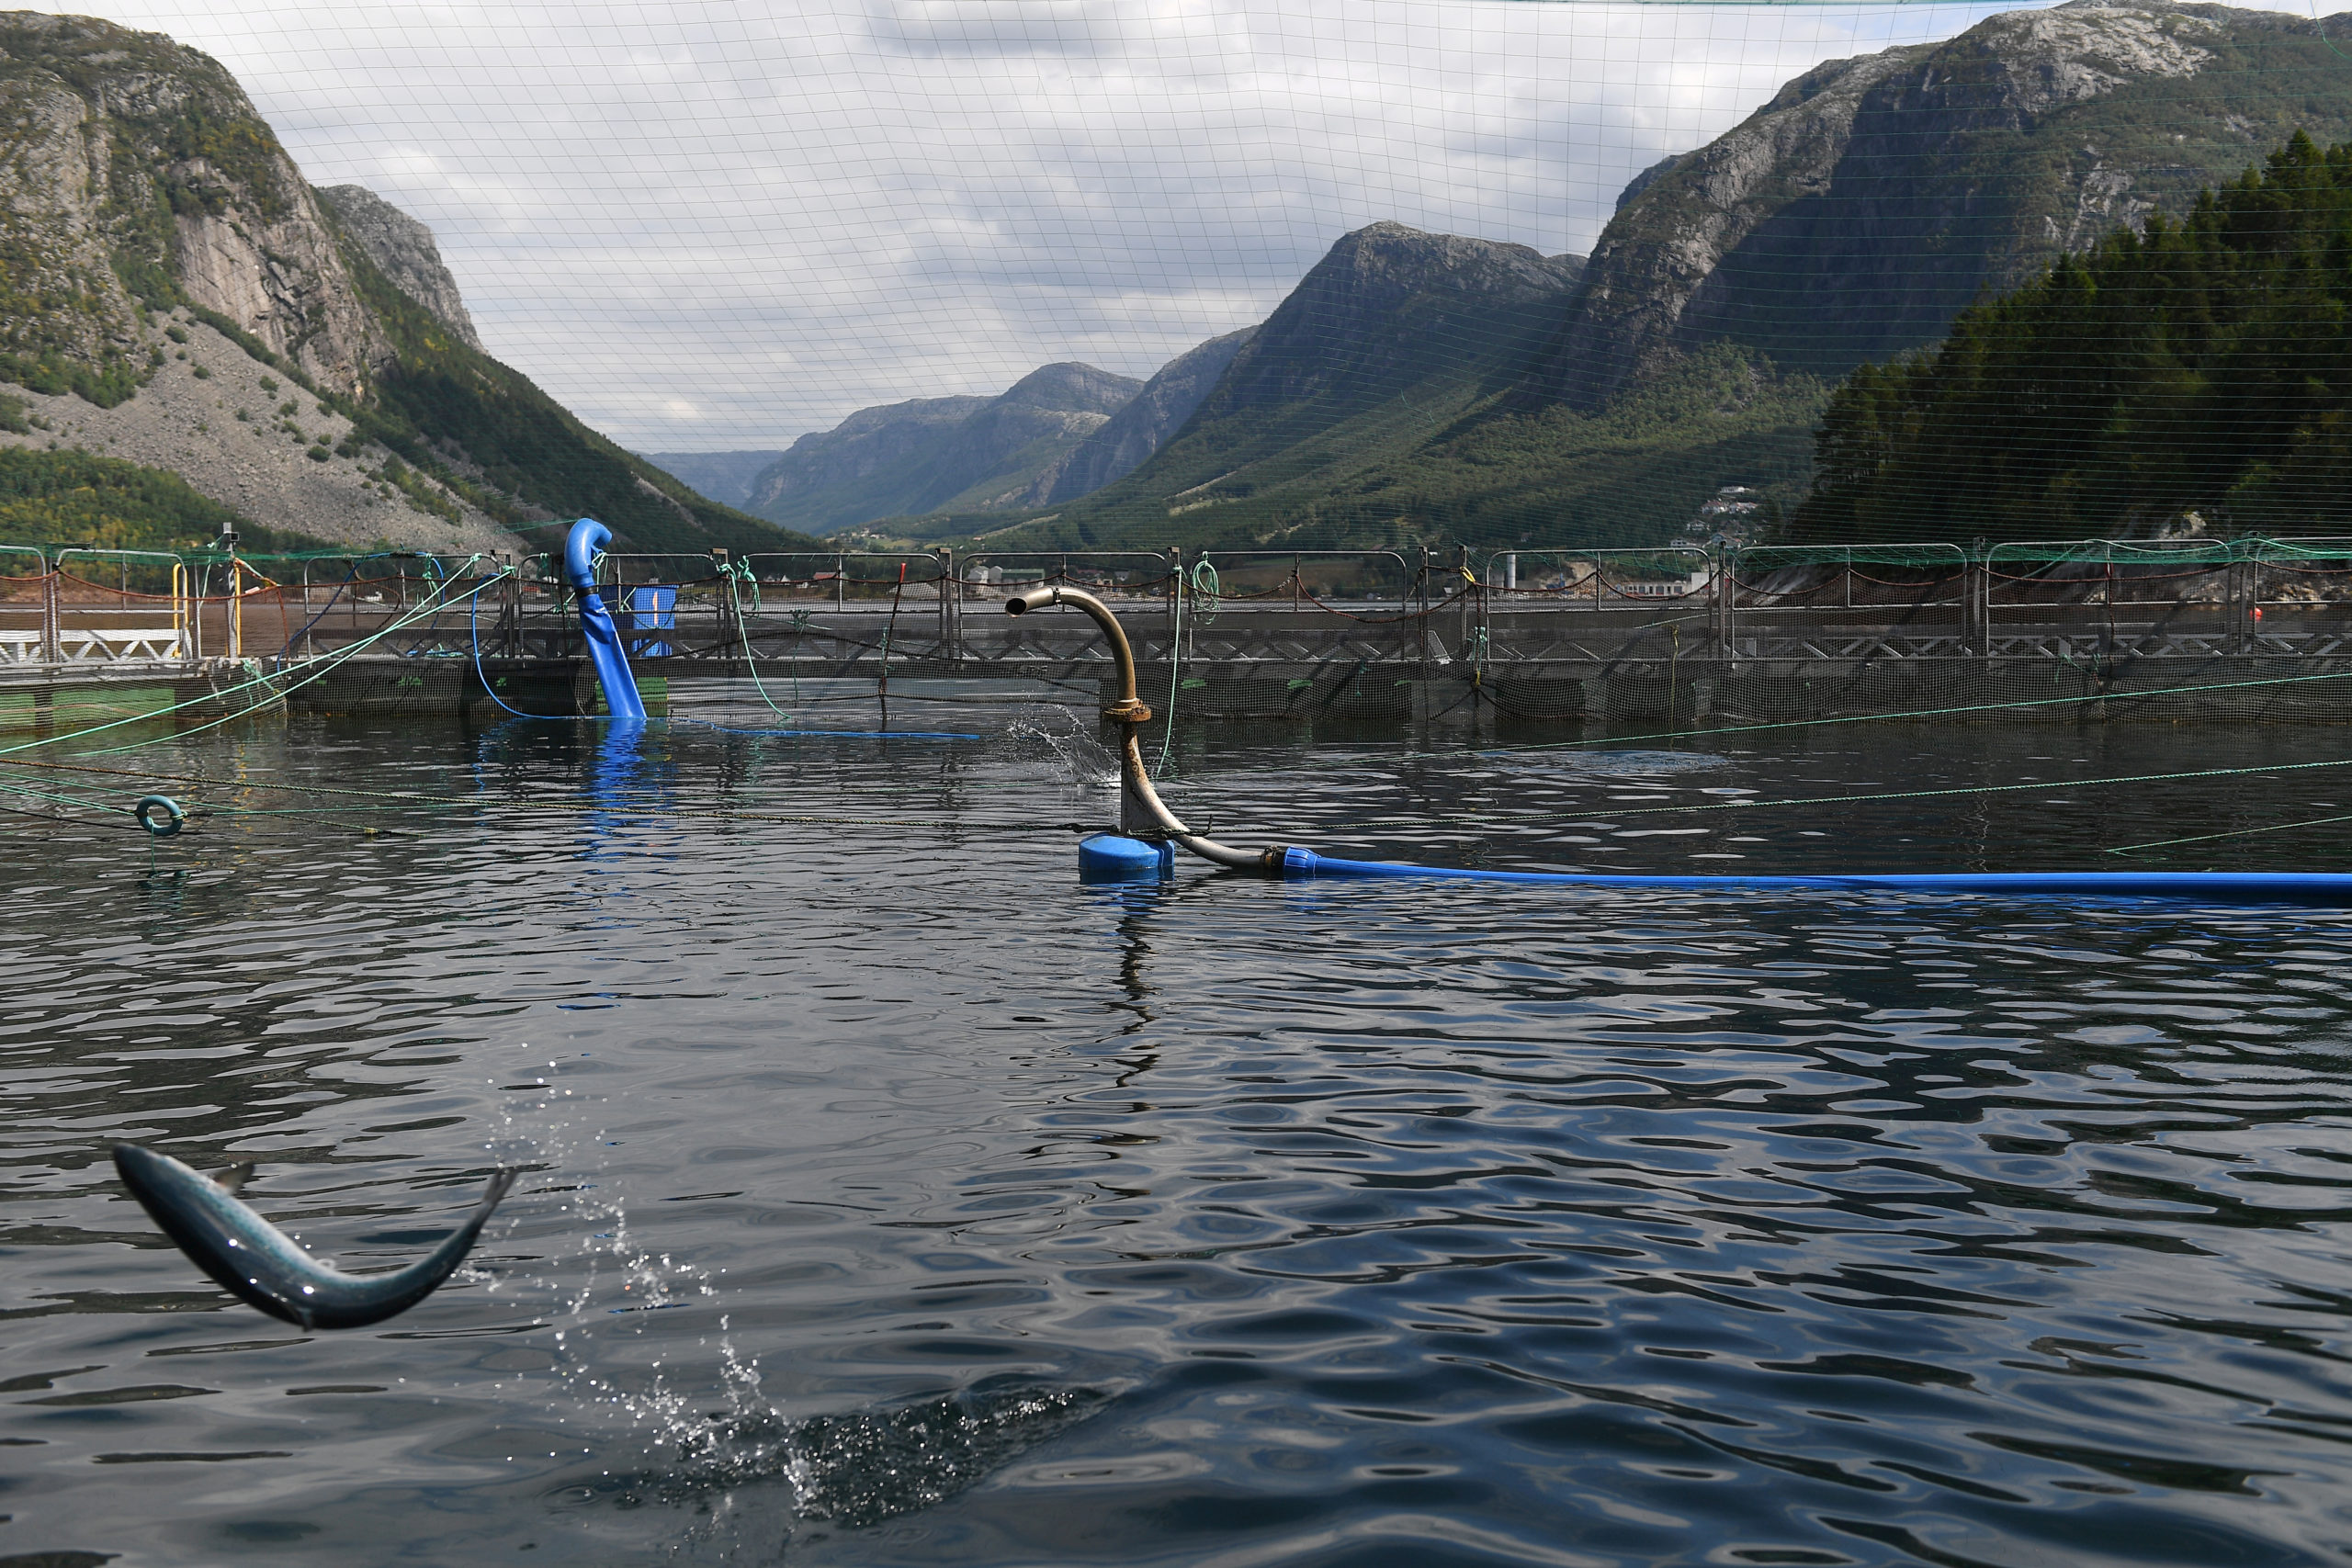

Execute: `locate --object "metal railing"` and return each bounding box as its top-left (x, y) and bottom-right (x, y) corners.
top-left (7, 535), bottom-right (2352, 673)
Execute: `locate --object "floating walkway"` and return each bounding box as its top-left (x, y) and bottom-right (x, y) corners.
top-left (11, 533), bottom-right (2352, 732)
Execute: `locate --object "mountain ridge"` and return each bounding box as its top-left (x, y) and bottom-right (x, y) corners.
top-left (0, 10), bottom-right (815, 558)
top-left (999, 0), bottom-right (2352, 556)
top-left (1540, 0), bottom-right (2352, 408)
top-left (743, 361), bottom-right (1141, 535)
top-left (963, 221), bottom-right (1589, 551)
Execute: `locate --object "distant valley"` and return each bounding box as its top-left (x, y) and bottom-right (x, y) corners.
top-left (642, 333), bottom-right (1253, 542)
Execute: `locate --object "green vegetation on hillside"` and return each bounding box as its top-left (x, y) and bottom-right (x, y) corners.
top-left (1797, 132), bottom-right (2352, 543)
top-left (0, 447), bottom-right (324, 557)
top-left (951, 345), bottom-right (1821, 555)
top-left (321, 241), bottom-right (816, 558)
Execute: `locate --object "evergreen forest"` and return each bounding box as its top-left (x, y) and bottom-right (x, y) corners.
top-left (1794, 132), bottom-right (2352, 545)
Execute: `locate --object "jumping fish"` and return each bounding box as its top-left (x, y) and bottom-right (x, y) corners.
top-left (113, 1144), bottom-right (517, 1330)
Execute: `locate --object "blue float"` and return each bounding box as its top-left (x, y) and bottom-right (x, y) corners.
top-left (1078, 833), bottom-right (1174, 884)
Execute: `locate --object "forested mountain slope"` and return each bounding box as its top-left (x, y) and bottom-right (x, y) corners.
top-left (979, 223), bottom-right (1590, 551)
top-left (1794, 132), bottom-right (2352, 543)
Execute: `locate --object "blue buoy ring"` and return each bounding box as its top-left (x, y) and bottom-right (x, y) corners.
top-left (134, 795), bottom-right (184, 838)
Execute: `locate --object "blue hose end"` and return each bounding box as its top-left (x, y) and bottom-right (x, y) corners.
top-left (1079, 833), bottom-right (1174, 884)
top-left (1282, 846), bottom-right (1319, 879)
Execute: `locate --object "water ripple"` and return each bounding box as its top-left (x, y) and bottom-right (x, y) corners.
top-left (3, 717), bottom-right (2352, 1563)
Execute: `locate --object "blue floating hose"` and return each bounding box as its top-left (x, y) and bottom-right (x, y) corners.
top-left (1277, 847), bottom-right (2352, 906)
top-left (666, 715), bottom-right (978, 740)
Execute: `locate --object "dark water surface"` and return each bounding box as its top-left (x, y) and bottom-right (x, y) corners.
top-left (7, 699), bottom-right (2352, 1565)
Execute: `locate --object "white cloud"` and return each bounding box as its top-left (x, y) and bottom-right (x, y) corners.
top-left (38, 0), bottom-right (2348, 449)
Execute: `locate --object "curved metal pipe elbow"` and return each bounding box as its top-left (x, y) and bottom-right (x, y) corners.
top-left (1007, 583), bottom-right (1287, 874)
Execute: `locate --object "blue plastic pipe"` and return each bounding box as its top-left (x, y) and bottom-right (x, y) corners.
top-left (1278, 848), bottom-right (2352, 905)
top-left (564, 518), bottom-right (647, 721)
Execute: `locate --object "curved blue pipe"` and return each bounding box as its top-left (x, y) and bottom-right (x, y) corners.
top-left (561, 518), bottom-right (605, 591)
top-left (1278, 848), bottom-right (2352, 906)
top-left (563, 518), bottom-right (647, 722)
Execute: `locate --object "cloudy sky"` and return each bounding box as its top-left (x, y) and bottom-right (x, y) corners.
top-left (34, 0), bottom-right (2346, 450)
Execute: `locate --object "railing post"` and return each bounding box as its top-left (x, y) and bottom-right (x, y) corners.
top-left (220, 525), bottom-right (243, 663)
top-left (1453, 545), bottom-right (1470, 662)
top-left (1166, 545), bottom-right (1182, 669)
top-left (40, 550), bottom-right (59, 664)
top-left (2233, 554), bottom-right (2255, 656)
top-left (504, 553), bottom-right (524, 657)
top-left (935, 547), bottom-right (951, 664)
top-left (711, 548), bottom-right (734, 666)
top-left (1710, 545), bottom-right (1728, 660)
top-left (946, 549), bottom-right (963, 664)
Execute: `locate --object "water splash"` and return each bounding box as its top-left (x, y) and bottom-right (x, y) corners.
top-left (571, 1380), bottom-right (1110, 1529)
top-left (471, 1061), bottom-right (767, 1472)
top-left (781, 1381), bottom-right (1108, 1526)
top-left (1010, 713), bottom-right (1119, 792)
top-left (478, 1064), bottom-right (1107, 1537)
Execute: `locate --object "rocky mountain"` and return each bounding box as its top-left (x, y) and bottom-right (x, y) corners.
top-left (978, 222), bottom-right (1588, 550)
top-left (743, 362), bottom-right (1140, 536)
top-left (993, 0), bottom-right (2352, 556)
top-left (638, 450), bottom-right (786, 509)
top-left (1038, 328), bottom-right (1254, 505)
top-left (1543, 0), bottom-right (2352, 408)
top-left (315, 185), bottom-right (482, 350)
top-left (0, 11), bottom-right (809, 558)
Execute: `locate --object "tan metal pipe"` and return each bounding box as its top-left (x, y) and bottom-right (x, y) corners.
top-left (1005, 583), bottom-right (1284, 872)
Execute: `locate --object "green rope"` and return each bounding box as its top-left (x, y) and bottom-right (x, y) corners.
top-left (725, 569), bottom-right (798, 721)
top-left (1453, 665), bottom-right (2352, 759)
top-left (2106, 811), bottom-right (2352, 855)
top-left (0, 776), bottom-right (138, 818)
top-left (0, 752), bottom-right (1102, 834)
top-left (0, 556), bottom-right (497, 762)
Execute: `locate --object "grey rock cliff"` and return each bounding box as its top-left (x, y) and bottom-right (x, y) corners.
top-left (316, 185), bottom-right (483, 348)
top-left (0, 12), bottom-right (796, 558)
top-left (1547, 0), bottom-right (2348, 407)
top-left (0, 11), bottom-right (390, 398)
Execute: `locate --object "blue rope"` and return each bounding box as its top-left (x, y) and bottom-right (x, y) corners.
top-left (469, 572), bottom-right (571, 719)
top-left (277, 558), bottom-right (361, 658)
